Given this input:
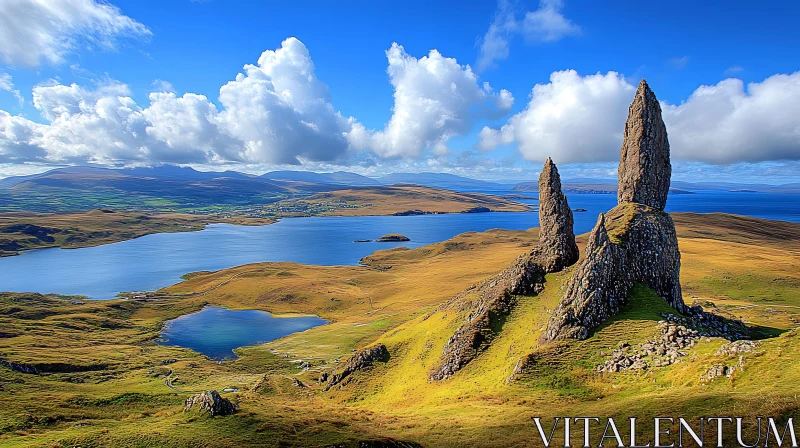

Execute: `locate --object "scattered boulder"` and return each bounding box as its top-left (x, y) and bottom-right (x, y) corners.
top-left (326, 344), bottom-right (389, 390)
top-left (534, 157), bottom-right (579, 273)
top-left (618, 79), bottom-right (671, 211)
top-left (716, 340), bottom-right (759, 356)
top-left (183, 390), bottom-right (237, 416)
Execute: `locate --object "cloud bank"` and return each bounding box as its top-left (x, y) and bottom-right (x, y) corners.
top-left (0, 38), bottom-right (509, 166)
top-left (479, 70), bottom-right (800, 164)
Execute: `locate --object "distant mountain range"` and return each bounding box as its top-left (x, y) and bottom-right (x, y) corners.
top-left (0, 166), bottom-right (509, 191)
top-left (0, 166), bottom-right (508, 213)
top-left (1, 166), bottom-right (797, 213)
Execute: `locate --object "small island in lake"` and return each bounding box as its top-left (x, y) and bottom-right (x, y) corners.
top-left (354, 234), bottom-right (411, 243)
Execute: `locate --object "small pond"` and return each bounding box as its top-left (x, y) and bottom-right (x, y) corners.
top-left (158, 306), bottom-right (328, 360)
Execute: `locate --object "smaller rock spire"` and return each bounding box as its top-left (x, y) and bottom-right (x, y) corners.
top-left (537, 157), bottom-right (578, 272)
top-left (618, 79), bottom-right (672, 210)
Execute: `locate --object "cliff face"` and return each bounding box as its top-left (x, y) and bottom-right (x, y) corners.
top-left (541, 80), bottom-right (686, 343)
top-left (618, 80), bottom-right (672, 210)
top-left (535, 158), bottom-right (579, 273)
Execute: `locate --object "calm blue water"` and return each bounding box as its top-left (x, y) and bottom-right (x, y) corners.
top-left (158, 306), bottom-right (328, 360)
top-left (0, 190), bottom-right (797, 299)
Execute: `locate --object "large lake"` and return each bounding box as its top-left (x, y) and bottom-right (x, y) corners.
top-left (158, 306), bottom-right (328, 360)
top-left (1, 190), bottom-right (797, 299)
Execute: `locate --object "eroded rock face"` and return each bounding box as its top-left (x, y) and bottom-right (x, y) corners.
top-left (541, 214), bottom-right (627, 341)
top-left (536, 158), bottom-right (579, 272)
top-left (618, 79), bottom-right (671, 211)
top-left (541, 204), bottom-right (687, 342)
top-left (430, 253), bottom-right (546, 381)
top-left (326, 344), bottom-right (389, 390)
top-left (183, 390), bottom-right (237, 416)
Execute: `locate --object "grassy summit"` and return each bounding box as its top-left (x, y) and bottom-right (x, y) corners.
top-left (0, 213), bottom-right (798, 447)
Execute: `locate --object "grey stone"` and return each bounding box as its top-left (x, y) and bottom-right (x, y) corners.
top-left (618, 79), bottom-right (672, 210)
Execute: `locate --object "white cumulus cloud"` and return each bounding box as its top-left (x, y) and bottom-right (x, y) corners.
top-left (479, 70), bottom-right (800, 165)
top-left (478, 70), bottom-right (633, 163)
top-left (0, 0), bottom-right (151, 67)
top-left (664, 73), bottom-right (800, 163)
top-left (350, 43), bottom-right (513, 158)
top-left (216, 37), bottom-right (353, 165)
top-left (3, 38), bottom-right (504, 166)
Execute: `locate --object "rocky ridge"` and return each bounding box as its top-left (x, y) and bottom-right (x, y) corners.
top-left (325, 344), bottom-right (389, 390)
top-left (428, 159), bottom-right (577, 381)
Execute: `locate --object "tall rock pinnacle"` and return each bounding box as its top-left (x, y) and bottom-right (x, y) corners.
top-left (536, 158), bottom-right (579, 272)
top-left (540, 80), bottom-right (686, 343)
top-left (618, 79), bottom-right (671, 210)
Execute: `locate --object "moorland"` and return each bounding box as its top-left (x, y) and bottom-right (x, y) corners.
top-left (1, 212), bottom-right (798, 447)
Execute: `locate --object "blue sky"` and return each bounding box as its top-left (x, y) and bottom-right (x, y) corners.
top-left (0, 0), bottom-right (799, 183)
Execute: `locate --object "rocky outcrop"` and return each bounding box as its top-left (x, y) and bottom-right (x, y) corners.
top-left (183, 390), bottom-right (237, 416)
top-left (541, 203), bottom-right (686, 341)
top-left (0, 359), bottom-right (39, 375)
top-left (429, 159), bottom-right (578, 380)
top-left (326, 344), bottom-right (389, 390)
top-left (535, 158), bottom-right (579, 273)
top-left (429, 253), bottom-right (547, 380)
top-left (541, 80), bottom-right (687, 343)
top-left (618, 79), bottom-right (671, 210)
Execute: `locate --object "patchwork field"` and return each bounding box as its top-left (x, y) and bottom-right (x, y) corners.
top-left (0, 213), bottom-right (798, 447)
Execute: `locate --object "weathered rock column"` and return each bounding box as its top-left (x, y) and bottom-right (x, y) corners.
top-left (540, 80), bottom-right (687, 343)
top-left (536, 157), bottom-right (579, 272)
top-left (618, 79), bottom-right (671, 210)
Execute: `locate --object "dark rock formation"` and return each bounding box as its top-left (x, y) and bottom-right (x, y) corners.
top-left (376, 234), bottom-right (410, 242)
top-left (429, 158), bottom-right (578, 380)
top-left (429, 253), bottom-right (546, 380)
top-left (183, 390), bottom-right (237, 416)
top-left (618, 79), bottom-right (671, 210)
top-left (0, 359), bottom-right (39, 375)
top-left (326, 344), bottom-right (389, 390)
top-left (534, 158), bottom-right (579, 273)
top-left (541, 203), bottom-right (687, 342)
top-left (541, 80), bottom-right (687, 343)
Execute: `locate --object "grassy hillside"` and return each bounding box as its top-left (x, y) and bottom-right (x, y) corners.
top-left (0, 213), bottom-right (798, 447)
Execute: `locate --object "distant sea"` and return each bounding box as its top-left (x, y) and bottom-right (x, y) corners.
top-left (1, 190), bottom-right (797, 299)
